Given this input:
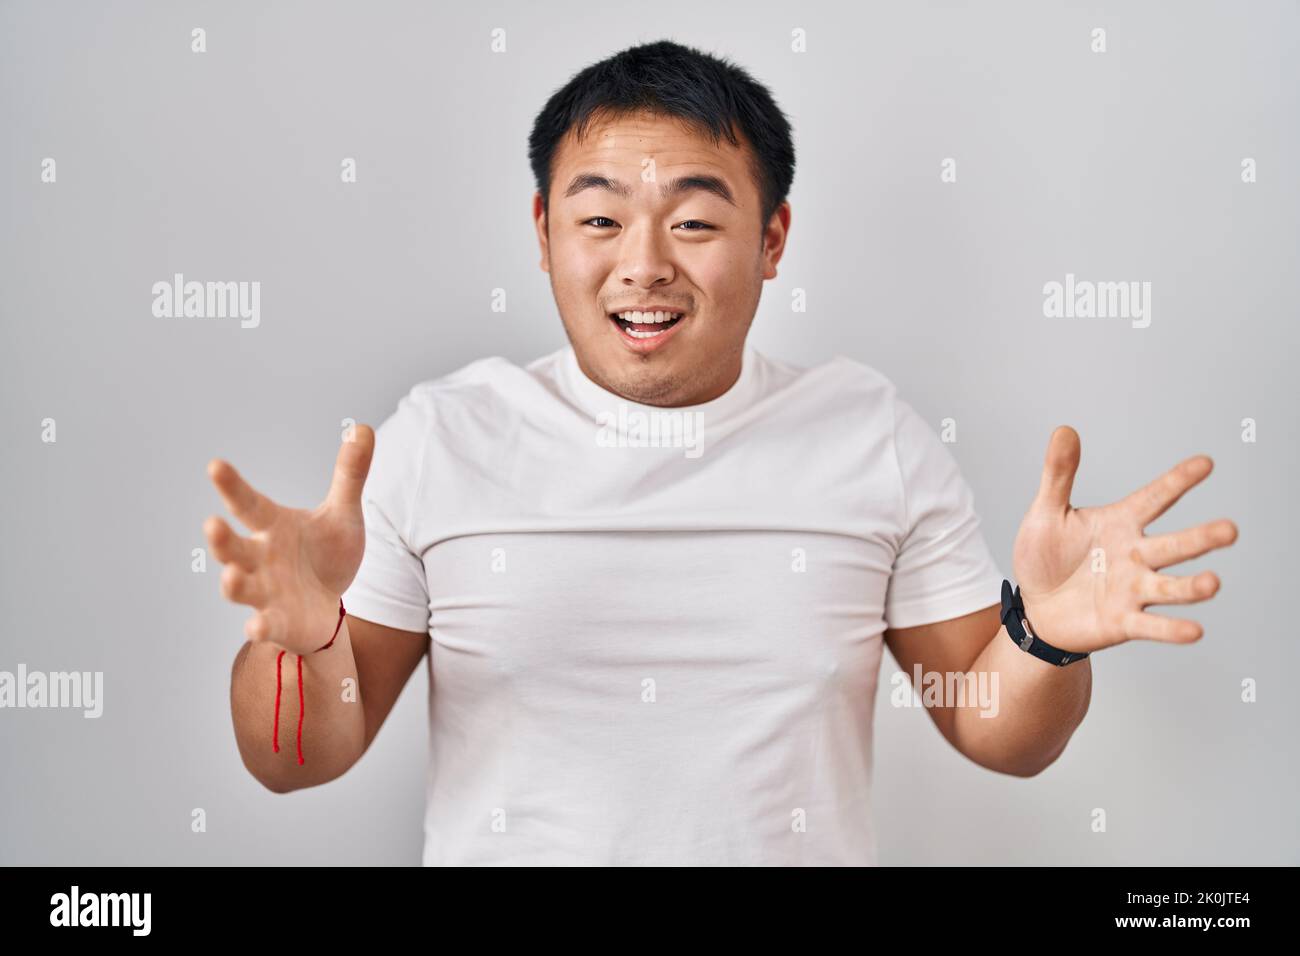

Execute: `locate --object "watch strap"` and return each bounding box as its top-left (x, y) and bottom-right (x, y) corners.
top-left (1000, 579), bottom-right (1089, 666)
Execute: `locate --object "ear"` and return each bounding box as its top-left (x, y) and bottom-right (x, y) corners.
top-left (761, 201), bottom-right (791, 280)
top-left (532, 192), bottom-right (550, 274)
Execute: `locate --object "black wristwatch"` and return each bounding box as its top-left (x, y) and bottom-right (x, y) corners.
top-left (1000, 580), bottom-right (1089, 666)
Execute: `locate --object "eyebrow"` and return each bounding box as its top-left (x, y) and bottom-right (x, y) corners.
top-left (562, 172), bottom-right (737, 206)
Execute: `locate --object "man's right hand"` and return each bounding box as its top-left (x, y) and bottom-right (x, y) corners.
top-left (204, 426), bottom-right (376, 656)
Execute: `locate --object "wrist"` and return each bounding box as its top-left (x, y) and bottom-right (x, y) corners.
top-left (1001, 580), bottom-right (1088, 666)
top-left (1018, 594), bottom-right (1054, 644)
top-left (314, 597), bottom-right (347, 652)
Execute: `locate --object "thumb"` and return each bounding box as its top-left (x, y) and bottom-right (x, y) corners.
top-left (324, 423), bottom-right (375, 513)
top-left (1034, 425), bottom-right (1081, 515)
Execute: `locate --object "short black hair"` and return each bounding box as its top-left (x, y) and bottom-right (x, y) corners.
top-left (528, 39), bottom-right (796, 231)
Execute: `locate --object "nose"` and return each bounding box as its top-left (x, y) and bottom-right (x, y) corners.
top-left (617, 222), bottom-right (675, 289)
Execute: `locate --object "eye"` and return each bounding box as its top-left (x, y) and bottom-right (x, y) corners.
top-left (675, 220), bottom-right (714, 231)
top-left (581, 217), bottom-right (618, 228)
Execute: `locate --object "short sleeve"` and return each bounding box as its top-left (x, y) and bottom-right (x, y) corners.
top-left (883, 393), bottom-right (1005, 630)
top-left (341, 388), bottom-right (432, 634)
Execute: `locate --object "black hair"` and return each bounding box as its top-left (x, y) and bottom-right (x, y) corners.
top-left (527, 39), bottom-right (796, 231)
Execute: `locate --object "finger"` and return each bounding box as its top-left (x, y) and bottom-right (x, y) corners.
top-left (1122, 609), bottom-right (1204, 644)
top-left (1138, 519), bottom-right (1238, 570)
top-left (207, 458), bottom-right (278, 532)
top-left (245, 606), bottom-right (287, 645)
top-left (220, 563), bottom-right (271, 609)
top-left (324, 424), bottom-right (375, 513)
top-left (1119, 455), bottom-right (1213, 528)
top-left (1033, 426), bottom-right (1081, 515)
top-left (203, 514), bottom-right (261, 572)
top-left (1138, 569), bottom-right (1220, 606)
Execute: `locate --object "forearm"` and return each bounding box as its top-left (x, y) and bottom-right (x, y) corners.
top-left (229, 621), bottom-right (366, 793)
top-left (947, 625), bottom-right (1091, 777)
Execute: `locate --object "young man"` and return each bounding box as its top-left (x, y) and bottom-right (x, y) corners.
top-left (204, 40), bottom-right (1238, 865)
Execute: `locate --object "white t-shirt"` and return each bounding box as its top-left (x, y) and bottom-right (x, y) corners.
top-left (342, 344), bottom-right (1005, 865)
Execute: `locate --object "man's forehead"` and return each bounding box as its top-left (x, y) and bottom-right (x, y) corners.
top-left (552, 112), bottom-right (753, 200)
top-left (559, 110), bottom-right (741, 161)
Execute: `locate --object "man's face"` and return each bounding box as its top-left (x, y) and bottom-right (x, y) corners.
top-left (534, 109), bottom-right (789, 407)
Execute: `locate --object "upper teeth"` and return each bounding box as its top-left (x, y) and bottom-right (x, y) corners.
top-left (617, 311), bottom-right (682, 324)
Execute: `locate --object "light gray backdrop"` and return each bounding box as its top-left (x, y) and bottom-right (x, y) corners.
top-left (1, 0), bottom-right (1296, 865)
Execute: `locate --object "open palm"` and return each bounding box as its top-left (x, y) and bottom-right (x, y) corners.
top-left (1011, 427), bottom-right (1238, 654)
top-left (203, 426), bottom-right (375, 655)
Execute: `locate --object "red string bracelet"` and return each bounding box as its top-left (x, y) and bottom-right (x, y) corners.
top-left (272, 598), bottom-right (346, 765)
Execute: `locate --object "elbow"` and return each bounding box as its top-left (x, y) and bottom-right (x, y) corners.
top-left (244, 748), bottom-right (359, 794)
top-left (243, 757), bottom-right (299, 795)
top-left (998, 722), bottom-right (1085, 778)
top-left (258, 775), bottom-right (296, 795)
top-left (1001, 753), bottom-right (1059, 778)
top-left (235, 742), bottom-right (310, 794)
top-left (1011, 679), bottom-right (1092, 778)
top-left (960, 670), bottom-right (1091, 778)
top-left (978, 745), bottom-right (1062, 778)
top-left (971, 716), bottom-right (1086, 778)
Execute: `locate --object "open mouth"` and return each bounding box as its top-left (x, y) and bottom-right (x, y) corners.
top-left (608, 310), bottom-right (685, 340)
